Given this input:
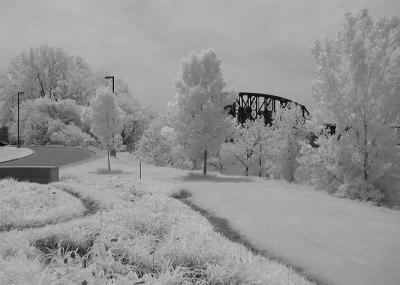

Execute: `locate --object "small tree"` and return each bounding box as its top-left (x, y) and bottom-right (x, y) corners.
top-left (117, 93), bottom-right (156, 152)
top-left (220, 118), bottom-right (271, 176)
top-left (169, 49), bottom-right (235, 174)
top-left (298, 120), bottom-right (344, 192)
top-left (136, 117), bottom-right (192, 169)
top-left (136, 118), bottom-right (174, 166)
top-left (85, 87), bottom-right (123, 171)
top-left (249, 118), bottom-right (272, 177)
top-left (269, 105), bottom-right (308, 182)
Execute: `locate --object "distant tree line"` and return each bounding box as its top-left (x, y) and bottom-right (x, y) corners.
top-left (0, 45), bottom-right (155, 151)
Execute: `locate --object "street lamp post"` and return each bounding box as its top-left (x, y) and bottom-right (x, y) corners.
top-left (17, 91), bottom-right (24, 147)
top-left (105, 76), bottom-right (114, 93)
top-left (105, 76), bottom-right (116, 157)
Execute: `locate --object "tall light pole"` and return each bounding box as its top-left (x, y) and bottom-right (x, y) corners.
top-left (105, 75), bottom-right (116, 157)
top-left (105, 76), bottom-right (114, 93)
top-left (17, 91), bottom-right (24, 147)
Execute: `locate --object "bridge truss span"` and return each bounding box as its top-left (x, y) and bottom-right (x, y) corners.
top-left (229, 92), bottom-right (310, 125)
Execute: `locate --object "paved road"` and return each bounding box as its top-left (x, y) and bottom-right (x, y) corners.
top-left (0, 146), bottom-right (93, 166)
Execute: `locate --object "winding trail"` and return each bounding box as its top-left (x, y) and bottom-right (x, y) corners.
top-left (58, 185), bottom-right (101, 216)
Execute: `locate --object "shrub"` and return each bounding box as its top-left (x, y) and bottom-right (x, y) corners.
top-left (8, 97), bottom-right (89, 145)
top-left (49, 123), bottom-right (90, 146)
top-left (336, 178), bottom-right (384, 203)
top-left (136, 118), bottom-right (192, 169)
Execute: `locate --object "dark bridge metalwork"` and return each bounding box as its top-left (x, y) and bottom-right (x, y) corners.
top-left (228, 92), bottom-right (309, 125)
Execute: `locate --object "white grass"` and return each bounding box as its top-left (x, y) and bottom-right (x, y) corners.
top-left (184, 178), bottom-right (400, 285)
top-left (0, 176), bottom-right (313, 285)
top-left (0, 146), bottom-right (33, 163)
top-left (61, 153), bottom-right (400, 285)
top-left (0, 178), bottom-right (85, 230)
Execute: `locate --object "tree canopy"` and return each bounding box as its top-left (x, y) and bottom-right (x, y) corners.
top-left (0, 45), bottom-right (153, 151)
top-left (169, 49), bottom-right (235, 174)
top-left (305, 9), bottom-right (400, 201)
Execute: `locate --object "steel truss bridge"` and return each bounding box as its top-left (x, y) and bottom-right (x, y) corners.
top-left (228, 92), bottom-right (309, 125)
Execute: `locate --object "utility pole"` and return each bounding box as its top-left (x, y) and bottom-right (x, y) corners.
top-left (17, 91), bottom-right (24, 147)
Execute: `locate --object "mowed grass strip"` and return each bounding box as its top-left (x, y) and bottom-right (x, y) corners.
top-left (0, 178), bottom-right (85, 231)
top-left (0, 177), bottom-right (314, 285)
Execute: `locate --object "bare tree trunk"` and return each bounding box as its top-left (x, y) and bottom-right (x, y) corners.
top-left (107, 147), bottom-right (111, 172)
top-left (203, 149), bottom-right (207, 175)
top-left (363, 122), bottom-right (369, 180)
top-left (289, 164), bottom-right (294, 183)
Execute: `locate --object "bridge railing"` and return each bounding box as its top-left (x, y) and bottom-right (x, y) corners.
top-left (229, 92), bottom-right (310, 125)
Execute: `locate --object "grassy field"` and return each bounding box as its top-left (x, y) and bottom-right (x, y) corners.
top-left (60, 153), bottom-right (400, 285)
top-left (0, 176), bottom-right (313, 285)
top-left (185, 177), bottom-right (400, 285)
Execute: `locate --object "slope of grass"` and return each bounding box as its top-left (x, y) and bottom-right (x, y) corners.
top-left (60, 153), bottom-right (400, 285)
top-left (185, 178), bottom-right (400, 285)
top-left (0, 177), bottom-right (314, 285)
top-left (0, 178), bottom-right (85, 231)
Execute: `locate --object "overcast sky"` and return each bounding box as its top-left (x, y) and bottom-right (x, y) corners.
top-left (0, 0), bottom-right (399, 113)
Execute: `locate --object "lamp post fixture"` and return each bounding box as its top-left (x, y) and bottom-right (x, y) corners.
top-left (105, 76), bottom-right (115, 93)
top-left (17, 91), bottom-right (24, 147)
top-left (105, 75), bottom-right (116, 157)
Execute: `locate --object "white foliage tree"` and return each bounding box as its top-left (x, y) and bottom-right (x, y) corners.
top-left (250, 118), bottom-right (274, 177)
top-left (136, 118), bottom-right (192, 169)
top-left (307, 9), bottom-right (400, 201)
top-left (136, 118), bottom-right (170, 165)
top-left (50, 123), bottom-right (90, 146)
top-left (298, 121), bottom-right (344, 192)
top-left (8, 97), bottom-right (85, 145)
top-left (269, 105), bottom-right (308, 182)
top-left (117, 92), bottom-right (156, 152)
top-left (169, 49), bottom-right (235, 174)
top-left (221, 118), bottom-right (271, 176)
top-left (84, 87), bottom-right (123, 171)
